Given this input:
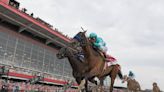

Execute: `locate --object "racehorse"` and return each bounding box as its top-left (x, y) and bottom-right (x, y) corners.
top-left (153, 82), bottom-right (160, 92)
top-left (74, 31), bottom-right (123, 92)
top-left (123, 75), bottom-right (141, 92)
top-left (56, 46), bottom-right (99, 91)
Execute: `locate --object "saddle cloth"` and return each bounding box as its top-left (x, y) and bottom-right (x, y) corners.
top-left (104, 55), bottom-right (117, 70)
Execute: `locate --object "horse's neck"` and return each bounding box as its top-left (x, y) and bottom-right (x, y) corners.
top-left (66, 51), bottom-right (85, 72)
top-left (82, 45), bottom-right (93, 57)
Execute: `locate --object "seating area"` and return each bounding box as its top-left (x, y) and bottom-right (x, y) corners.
top-left (7, 0), bottom-right (70, 39)
top-left (0, 79), bottom-right (78, 92)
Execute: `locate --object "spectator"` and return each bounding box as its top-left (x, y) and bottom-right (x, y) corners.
top-left (30, 13), bottom-right (34, 17)
top-left (21, 8), bottom-right (27, 13)
top-left (1, 83), bottom-right (8, 92)
top-left (9, 0), bottom-right (20, 9)
top-left (12, 83), bottom-right (19, 92)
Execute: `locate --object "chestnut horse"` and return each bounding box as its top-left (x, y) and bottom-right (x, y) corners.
top-left (75, 31), bottom-right (123, 92)
top-left (123, 75), bottom-right (141, 92)
top-left (153, 82), bottom-right (160, 92)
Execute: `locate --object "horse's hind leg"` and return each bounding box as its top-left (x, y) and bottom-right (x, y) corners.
top-left (109, 75), bottom-right (116, 92)
top-left (109, 66), bottom-right (118, 92)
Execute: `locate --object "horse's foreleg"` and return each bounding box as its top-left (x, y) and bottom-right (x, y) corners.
top-left (79, 69), bottom-right (99, 91)
top-left (75, 77), bottom-right (82, 85)
top-left (78, 79), bottom-right (86, 91)
top-left (76, 77), bottom-right (85, 92)
top-left (84, 79), bottom-right (88, 92)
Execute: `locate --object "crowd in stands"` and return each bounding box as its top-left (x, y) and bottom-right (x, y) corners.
top-left (0, 79), bottom-right (78, 92)
top-left (7, 0), bottom-right (71, 39)
top-left (0, 64), bottom-right (77, 91)
top-left (1, 64), bottom-right (73, 81)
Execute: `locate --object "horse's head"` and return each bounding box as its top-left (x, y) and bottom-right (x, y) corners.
top-left (56, 47), bottom-right (68, 59)
top-left (74, 31), bottom-right (88, 47)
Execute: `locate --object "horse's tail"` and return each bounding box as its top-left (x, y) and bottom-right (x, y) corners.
top-left (117, 64), bottom-right (123, 80)
top-left (118, 70), bottom-right (123, 79)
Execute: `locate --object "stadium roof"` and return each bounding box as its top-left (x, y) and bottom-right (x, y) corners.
top-left (0, 1), bottom-right (71, 48)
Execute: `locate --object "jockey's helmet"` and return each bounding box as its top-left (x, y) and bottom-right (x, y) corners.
top-left (129, 71), bottom-right (134, 77)
top-left (89, 33), bottom-right (97, 39)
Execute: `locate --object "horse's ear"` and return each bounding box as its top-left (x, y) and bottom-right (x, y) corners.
top-left (81, 27), bottom-right (87, 32)
top-left (84, 30), bottom-right (87, 34)
top-left (81, 27), bottom-right (84, 31)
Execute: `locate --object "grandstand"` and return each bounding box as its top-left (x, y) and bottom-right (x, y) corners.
top-left (0, 0), bottom-right (78, 91)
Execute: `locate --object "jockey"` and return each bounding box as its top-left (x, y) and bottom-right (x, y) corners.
top-left (128, 71), bottom-right (135, 80)
top-left (72, 32), bottom-right (117, 63)
top-left (89, 33), bottom-right (118, 64)
top-left (89, 33), bottom-right (108, 58)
